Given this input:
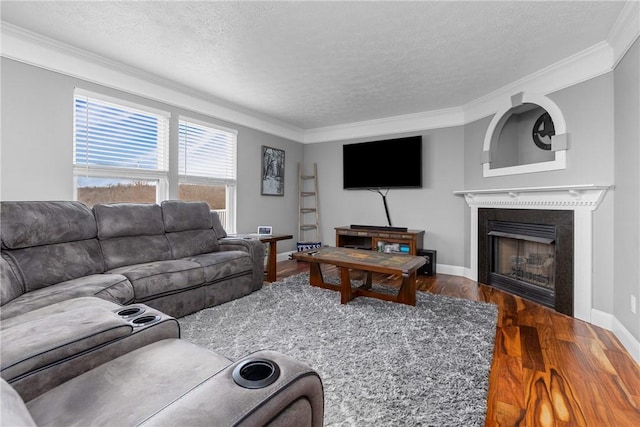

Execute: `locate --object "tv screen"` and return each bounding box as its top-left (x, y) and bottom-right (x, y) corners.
top-left (343, 136), bottom-right (422, 189)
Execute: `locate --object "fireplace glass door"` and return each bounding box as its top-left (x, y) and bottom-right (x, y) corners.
top-left (492, 237), bottom-right (555, 290)
top-left (487, 220), bottom-right (557, 309)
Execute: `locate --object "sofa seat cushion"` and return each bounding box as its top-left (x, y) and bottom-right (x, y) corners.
top-left (185, 250), bottom-right (254, 283)
top-left (0, 274), bottom-right (134, 321)
top-left (26, 339), bottom-right (232, 427)
top-left (0, 306), bottom-right (133, 382)
top-left (108, 260), bottom-right (204, 302)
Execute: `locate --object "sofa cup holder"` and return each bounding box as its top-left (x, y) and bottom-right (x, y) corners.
top-left (130, 314), bottom-right (161, 328)
top-left (232, 358), bottom-right (280, 389)
top-left (115, 306), bottom-right (146, 318)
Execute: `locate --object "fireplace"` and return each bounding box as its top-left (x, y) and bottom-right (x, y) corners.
top-left (478, 209), bottom-right (574, 316)
top-left (456, 185), bottom-right (610, 322)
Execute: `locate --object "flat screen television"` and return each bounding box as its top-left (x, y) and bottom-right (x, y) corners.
top-left (343, 136), bottom-right (422, 189)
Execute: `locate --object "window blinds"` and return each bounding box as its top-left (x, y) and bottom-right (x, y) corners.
top-left (178, 119), bottom-right (237, 184)
top-left (73, 92), bottom-right (169, 173)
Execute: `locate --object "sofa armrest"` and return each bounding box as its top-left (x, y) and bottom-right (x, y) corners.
top-left (2, 299), bottom-right (179, 401)
top-left (219, 237), bottom-right (266, 291)
top-left (140, 349), bottom-right (324, 427)
top-left (0, 307), bottom-right (133, 382)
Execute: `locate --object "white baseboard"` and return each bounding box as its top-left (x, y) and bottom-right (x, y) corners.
top-left (278, 251), bottom-right (295, 262)
top-left (435, 264), bottom-right (467, 277)
top-left (591, 309), bottom-right (640, 364)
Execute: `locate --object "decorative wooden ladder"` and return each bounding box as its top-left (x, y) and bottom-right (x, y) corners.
top-left (297, 163), bottom-right (320, 249)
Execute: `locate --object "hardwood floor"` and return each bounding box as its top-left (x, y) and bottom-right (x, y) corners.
top-left (274, 260), bottom-right (640, 426)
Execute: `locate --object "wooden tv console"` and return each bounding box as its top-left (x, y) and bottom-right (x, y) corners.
top-left (335, 226), bottom-right (424, 255)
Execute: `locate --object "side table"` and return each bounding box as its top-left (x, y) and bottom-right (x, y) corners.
top-left (259, 234), bottom-right (293, 282)
top-left (228, 233), bottom-right (293, 282)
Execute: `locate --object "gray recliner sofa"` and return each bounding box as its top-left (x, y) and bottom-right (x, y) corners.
top-left (1, 339), bottom-right (325, 426)
top-left (0, 200), bottom-right (324, 426)
top-left (1, 200), bottom-right (265, 319)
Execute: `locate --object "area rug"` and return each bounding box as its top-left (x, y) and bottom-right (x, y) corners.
top-left (179, 273), bottom-right (498, 426)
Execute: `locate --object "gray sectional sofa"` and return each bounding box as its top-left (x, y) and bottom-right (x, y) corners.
top-left (1, 200), bottom-right (265, 319)
top-left (0, 200), bottom-right (324, 426)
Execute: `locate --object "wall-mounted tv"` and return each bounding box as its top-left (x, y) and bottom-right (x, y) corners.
top-left (343, 136), bottom-right (422, 189)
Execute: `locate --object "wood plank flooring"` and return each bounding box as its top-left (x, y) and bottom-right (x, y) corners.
top-left (274, 260), bottom-right (640, 426)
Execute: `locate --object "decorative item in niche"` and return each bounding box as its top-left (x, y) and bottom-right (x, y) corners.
top-left (532, 112), bottom-right (555, 150)
top-left (261, 146), bottom-right (285, 196)
top-left (482, 92), bottom-right (568, 178)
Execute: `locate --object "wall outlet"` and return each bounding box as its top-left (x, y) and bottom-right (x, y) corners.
top-left (632, 295), bottom-right (637, 314)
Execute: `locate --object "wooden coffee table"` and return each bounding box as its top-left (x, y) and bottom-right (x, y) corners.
top-left (291, 246), bottom-right (426, 306)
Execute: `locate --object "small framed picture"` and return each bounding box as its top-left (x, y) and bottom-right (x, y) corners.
top-left (257, 226), bottom-right (273, 235)
top-left (261, 146), bottom-right (285, 196)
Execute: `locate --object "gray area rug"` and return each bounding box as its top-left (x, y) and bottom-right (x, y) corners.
top-left (180, 273), bottom-right (498, 426)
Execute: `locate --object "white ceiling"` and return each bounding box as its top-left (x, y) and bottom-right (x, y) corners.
top-left (0, 1), bottom-right (629, 131)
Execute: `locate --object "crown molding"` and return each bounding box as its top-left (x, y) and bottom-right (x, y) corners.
top-left (302, 107), bottom-right (464, 144)
top-left (0, 22), bottom-right (305, 142)
top-left (608, 0), bottom-right (640, 68)
top-left (2, 3), bottom-right (639, 145)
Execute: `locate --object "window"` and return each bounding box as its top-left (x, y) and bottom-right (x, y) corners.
top-left (73, 91), bottom-right (238, 233)
top-left (178, 118), bottom-right (237, 232)
top-left (73, 90), bottom-right (170, 206)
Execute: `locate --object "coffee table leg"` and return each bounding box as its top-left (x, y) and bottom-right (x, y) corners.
top-left (397, 272), bottom-right (417, 306)
top-left (309, 262), bottom-right (324, 287)
top-left (340, 267), bottom-right (354, 304)
top-left (363, 271), bottom-right (373, 290)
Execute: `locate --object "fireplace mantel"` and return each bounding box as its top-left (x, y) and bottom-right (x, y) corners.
top-left (455, 184), bottom-right (612, 323)
top-left (454, 184), bottom-right (611, 209)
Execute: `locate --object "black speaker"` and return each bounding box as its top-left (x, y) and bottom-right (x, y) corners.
top-left (417, 249), bottom-right (437, 276)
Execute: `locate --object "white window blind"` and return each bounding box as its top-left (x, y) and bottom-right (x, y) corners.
top-left (178, 119), bottom-right (237, 184)
top-left (74, 91), bottom-right (169, 176)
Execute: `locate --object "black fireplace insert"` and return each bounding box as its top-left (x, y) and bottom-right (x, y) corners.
top-left (478, 209), bottom-right (574, 316)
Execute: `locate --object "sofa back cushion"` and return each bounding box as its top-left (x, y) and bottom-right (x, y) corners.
top-left (7, 241), bottom-right (105, 292)
top-left (94, 203), bottom-right (172, 270)
top-left (0, 201), bottom-right (97, 249)
top-left (161, 201), bottom-right (218, 259)
top-left (0, 202), bottom-right (105, 292)
top-left (1, 256), bottom-right (24, 305)
top-left (210, 211), bottom-right (227, 239)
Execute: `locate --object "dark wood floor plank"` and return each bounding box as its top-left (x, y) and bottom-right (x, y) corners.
top-left (520, 325), bottom-right (546, 372)
top-left (274, 260), bottom-right (640, 426)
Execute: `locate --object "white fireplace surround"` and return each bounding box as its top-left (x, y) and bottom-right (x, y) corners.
top-left (454, 184), bottom-right (611, 323)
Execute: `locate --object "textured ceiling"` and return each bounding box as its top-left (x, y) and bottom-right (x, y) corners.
top-left (0, 1), bottom-right (627, 130)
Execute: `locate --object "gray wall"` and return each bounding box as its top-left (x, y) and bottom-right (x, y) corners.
top-left (614, 38), bottom-right (640, 339)
top-left (0, 58), bottom-right (303, 253)
top-left (463, 72), bottom-right (616, 317)
top-left (303, 126), bottom-right (467, 268)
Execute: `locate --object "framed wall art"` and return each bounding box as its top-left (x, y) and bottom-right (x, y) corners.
top-left (261, 146), bottom-right (285, 196)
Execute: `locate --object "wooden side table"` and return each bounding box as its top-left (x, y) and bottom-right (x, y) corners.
top-left (228, 233), bottom-right (293, 282)
top-left (259, 234), bottom-right (293, 282)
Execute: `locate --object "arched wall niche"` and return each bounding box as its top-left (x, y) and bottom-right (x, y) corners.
top-left (482, 92), bottom-right (568, 177)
